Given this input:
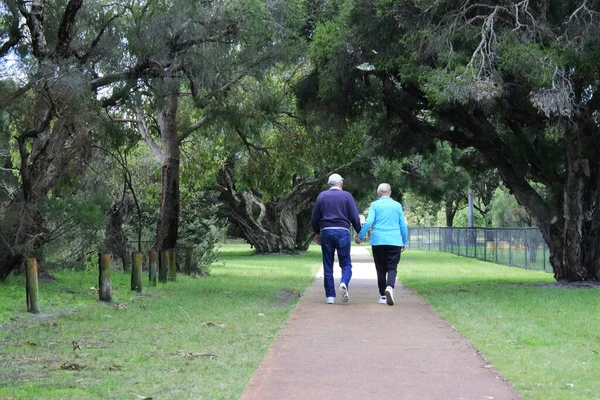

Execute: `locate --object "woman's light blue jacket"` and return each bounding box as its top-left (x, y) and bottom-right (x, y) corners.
top-left (357, 196), bottom-right (409, 247)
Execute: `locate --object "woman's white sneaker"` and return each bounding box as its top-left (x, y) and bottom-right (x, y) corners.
top-left (378, 296), bottom-right (387, 304)
top-left (385, 286), bottom-right (395, 306)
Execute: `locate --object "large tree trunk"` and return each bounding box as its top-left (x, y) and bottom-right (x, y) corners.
top-left (444, 200), bottom-right (457, 227)
top-left (216, 160), bottom-right (323, 253)
top-left (155, 89), bottom-right (181, 252)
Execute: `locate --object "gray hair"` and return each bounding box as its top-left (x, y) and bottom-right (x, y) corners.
top-left (377, 183), bottom-right (392, 196)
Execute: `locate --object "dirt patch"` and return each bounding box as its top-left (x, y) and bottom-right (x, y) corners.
top-left (535, 280), bottom-right (600, 289)
top-left (270, 289), bottom-right (300, 308)
top-left (505, 281), bottom-right (600, 289)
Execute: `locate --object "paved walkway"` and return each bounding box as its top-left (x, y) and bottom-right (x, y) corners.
top-left (240, 246), bottom-right (521, 400)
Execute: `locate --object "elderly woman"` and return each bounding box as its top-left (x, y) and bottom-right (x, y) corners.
top-left (356, 183), bottom-right (409, 306)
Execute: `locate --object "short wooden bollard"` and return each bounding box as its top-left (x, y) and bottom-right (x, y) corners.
top-left (184, 247), bottom-right (193, 275)
top-left (168, 249), bottom-right (177, 282)
top-left (131, 252), bottom-right (143, 293)
top-left (26, 258), bottom-right (40, 314)
top-left (149, 251), bottom-right (158, 286)
top-left (99, 253), bottom-right (112, 303)
top-left (159, 250), bottom-right (169, 283)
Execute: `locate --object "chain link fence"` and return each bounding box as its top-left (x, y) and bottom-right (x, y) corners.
top-left (408, 227), bottom-right (551, 272)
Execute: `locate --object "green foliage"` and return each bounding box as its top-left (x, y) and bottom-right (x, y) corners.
top-left (498, 36), bottom-right (557, 88)
top-left (453, 207), bottom-right (486, 227)
top-left (489, 185), bottom-right (533, 227)
top-left (373, 142), bottom-right (470, 204)
top-left (178, 191), bottom-right (227, 275)
top-left (41, 189), bottom-right (112, 269)
top-left (402, 192), bottom-right (444, 227)
top-left (82, 245), bottom-right (99, 273)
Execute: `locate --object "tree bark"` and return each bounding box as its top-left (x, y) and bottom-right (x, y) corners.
top-left (216, 160), bottom-right (323, 253)
top-left (444, 200), bottom-right (457, 227)
top-left (155, 85), bottom-right (181, 252)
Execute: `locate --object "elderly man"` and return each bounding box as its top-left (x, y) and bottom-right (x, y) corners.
top-left (311, 173), bottom-right (362, 304)
top-left (356, 183), bottom-right (409, 306)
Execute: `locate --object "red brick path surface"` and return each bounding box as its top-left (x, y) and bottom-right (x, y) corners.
top-left (240, 246), bottom-right (521, 400)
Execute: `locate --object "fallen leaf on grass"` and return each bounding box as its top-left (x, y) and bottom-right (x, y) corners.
top-left (201, 322), bottom-right (228, 329)
top-left (60, 363), bottom-right (86, 370)
top-left (258, 313), bottom-right (265, 317)
top-left (184, 352), bottom-right (217, 359)
top-left (113, 303), bottom-right (127, 310)
top-left (175, 350), bottom-right (218, 359)
top-left (106, 365), bottom-right (122, 371)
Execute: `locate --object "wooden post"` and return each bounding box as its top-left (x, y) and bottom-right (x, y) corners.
top-left (184, 247), bottom-right (193, 275)
top-left (26, 258), bottom-right (40, 314)
top-left (131, 252), bottom-right (143, 294)
top-left (149, 250), bottom-right (158, 286)
top-left (159, 250), bottom-right (169, 283)
top-left (168, 249), bottom-right (177, 282)
top-left (99, 253), bottom-right (112, 303)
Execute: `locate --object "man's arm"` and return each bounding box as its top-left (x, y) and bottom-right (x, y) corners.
top-left (311, 199), bottom-right (322, 245)
top-left (347, 194), bottom-right (362, 233)
top-left (311, 198), bottom-right (322, 234)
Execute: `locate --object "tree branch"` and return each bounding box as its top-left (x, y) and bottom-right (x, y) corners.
top-left (179, 116), bottom-right (208, 143)
top-left (134, 107), bottom-right (163, 162)
top-left (0, 0), bottom-right (23, 58)
top-left (235, 128), bottom-right (271, 154)
top-left (0, 83), bottom-right (33, 109)
top-left (53, 0), bottom-right (84, 58)
top-left (76, 13), bottom-right (122, 64)
top-left (19, 0), bottom-right (48, 59)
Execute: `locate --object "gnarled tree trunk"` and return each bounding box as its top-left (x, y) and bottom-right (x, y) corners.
top-left (216, 160), bottom-right (324, 253)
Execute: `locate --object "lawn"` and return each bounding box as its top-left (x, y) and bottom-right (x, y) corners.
top-left (1, 245), bottom-right (599, 399)
top-left (399, 251), bottom-right (600, 400)
top-left (0, 244), bottom-right (321, 399)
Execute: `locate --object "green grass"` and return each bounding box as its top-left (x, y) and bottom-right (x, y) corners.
top-left (0, 245), bottom-right (321, 399)
top-left (3, 246), bottom-right (599, 399)
top-left (399, 251), bottom-right (600, 400)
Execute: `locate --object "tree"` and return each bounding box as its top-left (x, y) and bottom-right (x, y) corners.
top-left (0, 0), bottom-right (126, 279)
top-left (304, 0), bottom-right (600, 281)
top-left (113, 0), bottom-right (307, 252)
top-left (213, 74), bottom-right (368, 253)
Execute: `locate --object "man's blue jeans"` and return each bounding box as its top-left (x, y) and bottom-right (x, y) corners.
top-left (321, 229), bottom-right (352, 298)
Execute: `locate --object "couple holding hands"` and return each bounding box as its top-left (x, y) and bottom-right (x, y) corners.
top-left (311, 174), bottom-right (409, 306)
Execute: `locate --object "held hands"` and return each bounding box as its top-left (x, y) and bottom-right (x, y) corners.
top-left (354, 237), bottom-right (363, 244)
top-left (400, 246), bottom-right (405, 252)
top-left (314, 233), bottom-right (322, 246)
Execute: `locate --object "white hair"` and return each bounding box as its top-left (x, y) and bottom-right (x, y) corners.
top-left (377, 183), bottom-right (391, 196)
